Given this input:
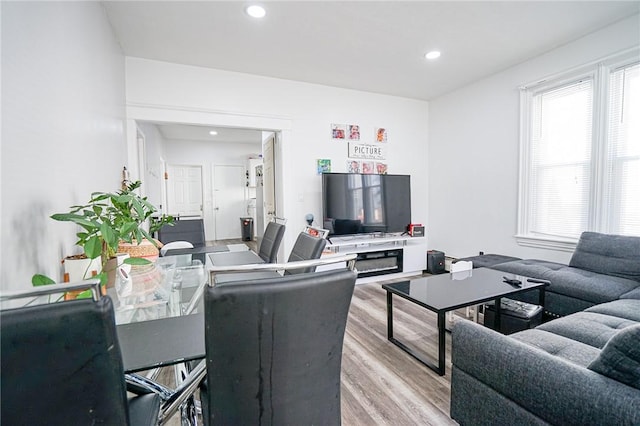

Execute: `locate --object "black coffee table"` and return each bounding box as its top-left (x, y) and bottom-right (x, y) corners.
top-left (382, 268), bottom-right (549, 376)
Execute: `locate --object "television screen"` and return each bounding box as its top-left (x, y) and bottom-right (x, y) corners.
top-left (322, 173), bottom-right (411, 236)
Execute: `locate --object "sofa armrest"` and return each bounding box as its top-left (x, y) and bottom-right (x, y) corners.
top-left (451, 320), bottom-right (640, 425)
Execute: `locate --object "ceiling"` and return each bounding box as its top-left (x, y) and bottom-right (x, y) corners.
top-left (155, 122), bottom-right (263, 144)
top-left (103, 1), bottom-right (639, 101)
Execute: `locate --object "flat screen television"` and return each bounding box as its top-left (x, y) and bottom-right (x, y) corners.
top-left (322, 173), bottom-right (411, 236)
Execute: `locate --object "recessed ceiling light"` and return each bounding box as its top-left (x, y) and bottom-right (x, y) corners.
top-left (425, 51), bottom-right (441, 60)
top-left (246, 5), bottom-right (266, 18)
top-left (209, 130), bottom-right (218, 136)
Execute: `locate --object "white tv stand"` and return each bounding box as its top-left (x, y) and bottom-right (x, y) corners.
top-left (321, 234), bottom-right (427, 282)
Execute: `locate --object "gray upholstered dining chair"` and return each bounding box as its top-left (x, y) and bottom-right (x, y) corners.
top-left (157, 218), bottom-right (206, 248)
top-left (201, 255), bottom-right (357, 425)
top-left (285, 231), bottom-right (328, 274)
top-left (0, 280), bottom-right (161, 426)
top-left (257, 220), bottom-right (286, 263)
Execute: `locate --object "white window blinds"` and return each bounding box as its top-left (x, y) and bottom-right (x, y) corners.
top-left (529, 79), bottom-right (593, 239)
top-left (519, 52), bottom-right (640, 250)
top-left (605, 63), bottom-right (640, 236)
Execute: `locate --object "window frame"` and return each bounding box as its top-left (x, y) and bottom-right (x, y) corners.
top-left (516, 48), bottom-right (640, 251)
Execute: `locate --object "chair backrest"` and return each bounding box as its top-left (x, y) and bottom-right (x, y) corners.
top-left (257, 221), bottom-right (286, 263)
top-left (203, 268), bottom-right (357, 425)
top-left (286, 232), bottom-right (327, 274)
top-left (1, 286), bottom-right (130, 425)
top-left (159, 240), bottom-right (194, 256)
top-left (157, 218), bottom-right (205, 248)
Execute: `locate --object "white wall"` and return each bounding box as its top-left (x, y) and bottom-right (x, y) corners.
top-left (136, 122), bottom-right (166, 208)
top-left (428, 15), bottom-right (640, 262)
top-left (1, 2), bottom-right (126, 290)
top-left (162, 136), bottom-right (261, 240)
top-left (125, 58), bottom-right (429, 254)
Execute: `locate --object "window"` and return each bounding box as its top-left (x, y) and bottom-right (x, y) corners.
top-left (518, 51), bottom-right (639, 250)
top-left (605, 64), bottom-right (640, 236)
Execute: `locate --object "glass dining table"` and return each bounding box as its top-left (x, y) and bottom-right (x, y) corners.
top-left (113, 243), bottom-right (271, 372)
top-left (112, 243), bottom-right (276, 424)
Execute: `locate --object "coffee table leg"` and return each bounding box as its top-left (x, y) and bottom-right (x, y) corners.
top-left (437, 311), bottom-right (446, 375)
top-left (387, 290), bottom-right (394, 339)
top-left (385, 290), bottom-right (445, 376)
top-left (494, 297), bottom-right (502, 332)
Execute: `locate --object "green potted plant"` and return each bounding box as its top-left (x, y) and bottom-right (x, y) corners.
top-left (33, 181), bottom-right (173, 293)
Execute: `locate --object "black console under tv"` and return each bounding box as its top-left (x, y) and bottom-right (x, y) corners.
top-left (355, 248), bottom-right (403, 278)
top-left (322, 173), bottom-right (411, 237)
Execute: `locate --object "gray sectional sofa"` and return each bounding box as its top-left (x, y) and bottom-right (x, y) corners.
top-left (450, 232), bottom-right (640, 425)
top-left (491, 232), bottom-right (640, 318)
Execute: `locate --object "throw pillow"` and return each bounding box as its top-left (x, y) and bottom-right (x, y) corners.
top-left (588, 324), bottom-right (640, 389)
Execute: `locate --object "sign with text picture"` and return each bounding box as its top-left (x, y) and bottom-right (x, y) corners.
top-left (348, 143), bottom-right (386, 160)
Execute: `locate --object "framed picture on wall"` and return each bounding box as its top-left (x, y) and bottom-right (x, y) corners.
top-left (376, 162), bottom-right (388, 174)
top-left (375, 127), bottom-right (388, 143)
top-left (347, 160), bottom-right (361, 173)
top-left (331, 124), bottom-right (346, 139)
top-left (347, 124), bottom-right (360, 140)
top-left (317, 159), bottom-right (332, 174)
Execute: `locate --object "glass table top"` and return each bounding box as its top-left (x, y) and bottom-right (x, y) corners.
top-left (383, 268), bottom-right (548, 312)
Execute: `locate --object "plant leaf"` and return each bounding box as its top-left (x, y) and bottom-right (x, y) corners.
top-left (140, 228), bottom-right (155, 245)
top-left (84, 235), bottom-right (102, 259)
top-left (95, 272), bottom-right (108, 286)
top-left (32, 274), bottom-right (56, 286)
top-left (74, 289), bottom-right (93, 299)
top-left (124, 257), bottom-right (151, 265)
top-left (100, 223), bottom-right (118, 249)
top-left (120, 222), bottom-right (137, 236)
top-left (51, 213), bottom-right (98, 230)
top-left (131, 198), bottom-right (145, 219)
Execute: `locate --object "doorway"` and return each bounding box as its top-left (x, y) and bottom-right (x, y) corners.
top-left (165, 164), bottom-right (203, 218)
top-left (256, 132), bottom-right (277, 239)
top-left (213, 165), bottom-right (246, 240)
top-left (126, 112), bottom-right (289, 247)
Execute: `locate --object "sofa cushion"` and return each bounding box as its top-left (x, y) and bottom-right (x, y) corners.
top-left (545, 267), bottom-right (640, 304)
top-left (490, 259), bottom-right (565, 278)
top-left (536, 312), bottom-right (637, 349)
top-left (493, 260), bottom-right (640, 305)
top-left (620, 287), bottom-right (640, 300)
top-left (570, 232), bottom-right (640, 283)
top-left (584, 299), bottom-right (640, 322)
top-left (455, 254), bottom-right (521, 269)
top-left (588, 324), bottom-right (640, 390)
top-left (511, 329), bottom-right (601, 367)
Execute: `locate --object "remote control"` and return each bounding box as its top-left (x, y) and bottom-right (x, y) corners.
top-left (502, 277), bottom-right (522, 287)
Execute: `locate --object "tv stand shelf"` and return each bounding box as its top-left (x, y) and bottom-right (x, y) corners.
top-left (322, 234), bottom-right (427, 280)
top-left (326, 234), bottom-right (420, 253)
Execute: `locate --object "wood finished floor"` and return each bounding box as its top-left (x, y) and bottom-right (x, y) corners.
top-left (340, 279), bottom-right (456, 426)
top-left (159, 239), bottom-right (457, 425)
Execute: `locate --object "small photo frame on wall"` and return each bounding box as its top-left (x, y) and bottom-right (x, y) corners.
top-left (362, 161), bottom-right (374, 174)
top-left (347, 160), bottom-right (361, 173)
top-left (376, 163), bottom-right (388, 174)
top-left (347, 124), bottom-right (360, 141)
top-left (331, 124), bottom-right (346, 139)
top-left (317, 159), bottom-right (332, 174)
top-left (375, 127), bottom-right (388, 143)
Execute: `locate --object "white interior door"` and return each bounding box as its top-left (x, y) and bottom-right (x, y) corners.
top-left (166, 164), bottom-right (203, 217)
top-left (262, 134), bottom-right (276, 226)
top-left (213, 165), bottom-right (246, 240)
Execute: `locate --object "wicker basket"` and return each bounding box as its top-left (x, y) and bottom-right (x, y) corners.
top-left (117, 239), bottom-right (162, 260)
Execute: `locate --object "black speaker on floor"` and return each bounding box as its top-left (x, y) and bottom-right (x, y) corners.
top-left (427, 250), bottom-right (446, 274)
